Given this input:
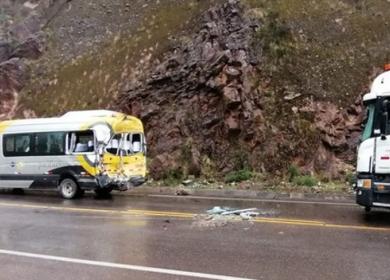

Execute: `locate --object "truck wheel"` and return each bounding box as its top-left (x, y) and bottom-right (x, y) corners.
top-left (364, 206), bottom-right (371, 213)
top-left (59, 178), bottom-right (79, 199)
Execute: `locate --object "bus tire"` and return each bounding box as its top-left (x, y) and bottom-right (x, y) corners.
top-left (59, 178), bottom-right (79, 199)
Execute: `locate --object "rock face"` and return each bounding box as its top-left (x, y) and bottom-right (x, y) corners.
top-left (10, 33), bottom-right (46, 60)
top-left (0, 0), bottom-right (57, 120)
top-left (0, 59), bottom-right (29, 119)
top-left (119, 0), bottom-right (264, 179)
top-left (119, 0), bottom-right (361, 179)
top-left (297, 99), bottom-right (362, 176)
top-left (0, 43), bottom-right (12, 63)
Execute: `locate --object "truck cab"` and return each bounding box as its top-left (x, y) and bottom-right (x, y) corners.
top-left (356, 65), bottom-right (390, 211)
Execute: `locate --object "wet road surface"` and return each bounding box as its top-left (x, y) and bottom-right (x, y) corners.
top-left (0, 190), bottom-right (389, 280)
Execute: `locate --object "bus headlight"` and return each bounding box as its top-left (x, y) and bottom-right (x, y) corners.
top-left (357, 179), bottom-right (372, 189)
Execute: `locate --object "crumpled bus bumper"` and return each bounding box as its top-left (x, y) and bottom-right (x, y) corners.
top-left (96, 174), bottom-right (146, 190)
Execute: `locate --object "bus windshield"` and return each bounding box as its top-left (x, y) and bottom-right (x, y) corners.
top-left (105, 133), bottom-right (144, 155)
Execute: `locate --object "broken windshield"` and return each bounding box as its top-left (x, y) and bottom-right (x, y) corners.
top-left (105, 133), bottom-right (144, 155)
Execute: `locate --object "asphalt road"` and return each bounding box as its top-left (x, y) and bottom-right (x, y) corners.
top-left (0, 190), bottom-right (389, 280)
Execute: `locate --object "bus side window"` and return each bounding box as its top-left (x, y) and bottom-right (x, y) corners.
top-left (3, 134), bottom-right (32, 157)
top-left (34, 132), bottom-right (66, 156)
top-left (70, 131), bottom-right (95, 154)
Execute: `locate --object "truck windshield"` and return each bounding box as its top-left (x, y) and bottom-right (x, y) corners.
top-left (361, 104), bottom-right (375, 141)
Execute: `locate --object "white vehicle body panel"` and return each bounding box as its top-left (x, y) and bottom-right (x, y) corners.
top-left (356, 138), bottom-right (374, 173)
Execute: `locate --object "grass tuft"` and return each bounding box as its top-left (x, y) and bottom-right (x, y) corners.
top-left (293, 175), bottom-right (317, 187)
top-left (224, 169), bottom-right (253, 183)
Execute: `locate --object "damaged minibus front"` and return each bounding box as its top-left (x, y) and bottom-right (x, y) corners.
top-left (0, 110), bottom-right (147, 199)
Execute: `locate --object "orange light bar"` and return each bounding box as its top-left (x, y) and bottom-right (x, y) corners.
top-left (384, 64), bottom-right (390, 71)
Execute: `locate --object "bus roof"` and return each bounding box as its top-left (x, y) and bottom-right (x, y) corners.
top-left (0, 110), bottom-right (143, 134)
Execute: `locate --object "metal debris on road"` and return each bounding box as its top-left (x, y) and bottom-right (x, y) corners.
top-left (220, 208), bottom-right (258, 216)
top-left (206, 206), bottom-right (235, 215)
top-left (192, 206), bottom-right (278, 228)
top-left (207, 206), bottom-right (260, 219)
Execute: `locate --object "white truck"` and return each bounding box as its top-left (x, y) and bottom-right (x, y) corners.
top-left (356, 65), bottom-right (390, 211)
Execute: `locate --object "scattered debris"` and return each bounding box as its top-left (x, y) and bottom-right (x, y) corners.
top-left (206, 206), bottom-right (236, 215)
top-left (192, 214), bottom-right (235, 228)
top-left (206, 206), bottom-right (263, 218)
top-left (182, 179), bottom-right (194, 186)
top-left (283, 92), bottom-right (302, 101)
top-left (220, 208), bottom-right (258, 216)
top-left (240, 211), bottom-right (260, 220)
top-left (193, 206), bottom-right (279, 228)
top-left (175, 189), bottom-right (190, 196)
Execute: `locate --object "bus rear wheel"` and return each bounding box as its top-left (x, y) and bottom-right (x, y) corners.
top-left (59, 178), bottom-right (80, 199)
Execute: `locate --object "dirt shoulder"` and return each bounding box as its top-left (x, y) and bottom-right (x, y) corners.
top-left (127, 177), bottom-right (355, 202)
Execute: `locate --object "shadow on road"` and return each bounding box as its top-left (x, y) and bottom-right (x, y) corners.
top-left (93, 193), bottom-right (113, 201)
top-left (360, 209), bottom-right (390, 227)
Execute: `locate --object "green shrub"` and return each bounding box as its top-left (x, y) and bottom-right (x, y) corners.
top-left (287, 164), bottom-right (300, 182)
top-left (293, 175), bottom-right (317, 187)
top-left (345, 172), bottom-right (356, 186)
top-left (224, 169), bottom-right (253, 183)
top-left (162, 169), bottom-right (184, 186)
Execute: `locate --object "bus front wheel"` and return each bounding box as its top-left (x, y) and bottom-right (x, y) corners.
top-left (59, 178), bottom-right (80, 199)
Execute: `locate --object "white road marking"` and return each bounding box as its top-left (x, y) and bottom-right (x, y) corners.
top-left (148, 194), bottom-right (356, 207)
top-left (0, 249), bottom-right (256, 280)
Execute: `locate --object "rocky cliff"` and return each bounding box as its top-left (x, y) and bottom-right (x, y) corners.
top-left (2, 0), bottom-right (390, 181)
top-left (118, 0), bottom-right (366, 180)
